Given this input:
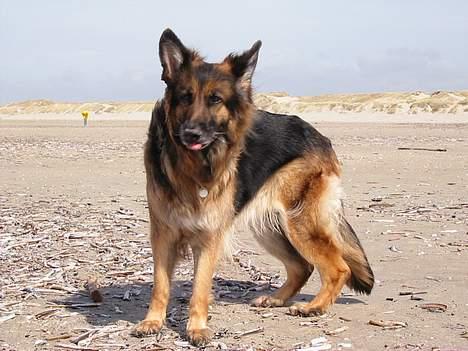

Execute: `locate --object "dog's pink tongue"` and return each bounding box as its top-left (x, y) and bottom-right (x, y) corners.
top-left (188, 143), bottom-right (203, 151)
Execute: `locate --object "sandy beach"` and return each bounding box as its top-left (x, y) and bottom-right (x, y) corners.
top-left (3, 0), bottom-right (468, 347)
top-left (0, 106), bottom-right (467, 351)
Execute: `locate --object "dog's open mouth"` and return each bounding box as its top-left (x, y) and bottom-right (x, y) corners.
top-left (184, 140), bottom-right (213, 151)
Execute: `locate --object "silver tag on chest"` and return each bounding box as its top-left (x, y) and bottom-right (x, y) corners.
top-left (198, 187), bottom-right (208, 198)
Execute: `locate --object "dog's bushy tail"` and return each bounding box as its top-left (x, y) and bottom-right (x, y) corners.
top-left (339, 217), bottom-right (374, 295)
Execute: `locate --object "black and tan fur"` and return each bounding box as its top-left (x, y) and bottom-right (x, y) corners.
top-left (133, 29), bottom-right (374, 346)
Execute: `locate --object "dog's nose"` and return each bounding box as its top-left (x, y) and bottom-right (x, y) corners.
top-left (182, 128), bottom-right (203, 144)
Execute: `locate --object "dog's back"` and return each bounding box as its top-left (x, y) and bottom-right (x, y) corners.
top-left (235, 110), bottom-right (335, 212)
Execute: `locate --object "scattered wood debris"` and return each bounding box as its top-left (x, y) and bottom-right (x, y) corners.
top-left (0, 313), bottom-right (16, 324)
top-left (297, 336), bottom-right (332, 351)
top-left (1, 128), bottom-right (467, 350)
top-left (54, 343), bottom-right (100, 350)
top-left (399, 291), bottom-right (427, 296)
top-left (419, 303), bottom-right (448, 313)
top-left (369, 319), bottom-right (408, 330)
top-left (425, 275), bottom-right (442, 282)
top-left (234, 326), bottom-right (264, 339)
top-left (397, 147), bottom-right (447, 152)
top-left (325, 326), bottom-right (348, 336)
top-left (261, 312), bottom-right (273, 318)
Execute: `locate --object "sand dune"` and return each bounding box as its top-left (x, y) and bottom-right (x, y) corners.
top-left (0, 99), bottom-right (153, 115)
top-left (254, 91), bottom-right (468, 115)
top-left (1, 91), bottom-right (468, 115)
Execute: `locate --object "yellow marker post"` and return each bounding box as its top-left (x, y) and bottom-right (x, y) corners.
top-left (81, 111), bottom-right (89, 127)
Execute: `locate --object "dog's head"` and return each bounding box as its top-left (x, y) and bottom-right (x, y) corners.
top-left (158, 29), bottom-right (261, 152)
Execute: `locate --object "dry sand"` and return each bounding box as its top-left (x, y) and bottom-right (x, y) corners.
top-left (0, 107), bottom-right (467, 350)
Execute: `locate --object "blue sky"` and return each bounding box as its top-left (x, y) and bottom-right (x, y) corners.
top-left (1, 0), bottom-right (467, 103)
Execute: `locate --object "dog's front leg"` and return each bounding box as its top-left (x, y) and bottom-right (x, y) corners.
top-left (133, 224), bottom-right (178, 337)
top-left (186, 235), bottom-right (222, 346)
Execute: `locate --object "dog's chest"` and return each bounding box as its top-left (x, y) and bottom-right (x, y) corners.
top-left (159, 191), bottom-right (234, 234)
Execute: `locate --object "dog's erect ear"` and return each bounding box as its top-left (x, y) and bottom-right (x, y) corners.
top-left (159, 29), bottom-right (190, 83)
top-left (224, 40), bottom-right (262, 91)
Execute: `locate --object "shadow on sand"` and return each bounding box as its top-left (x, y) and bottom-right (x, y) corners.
top-left (56, 277), bottom-right (366, 341)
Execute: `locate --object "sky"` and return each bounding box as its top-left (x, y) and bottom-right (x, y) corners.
top-left (1, 0), bottom-right (468, 103)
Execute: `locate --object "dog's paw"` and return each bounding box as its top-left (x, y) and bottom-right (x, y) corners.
top-left (288, 303), bottom-right (326, 317)
top-left (251, 295), bottom-right (285, 307)
top-left (131, 320), bottom-right (163, 337)
top-left (187, 328), bottom-right (213, 347)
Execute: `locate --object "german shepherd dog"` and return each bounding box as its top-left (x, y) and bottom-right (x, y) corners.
top-left (133, 29), bottom-right (374, 346)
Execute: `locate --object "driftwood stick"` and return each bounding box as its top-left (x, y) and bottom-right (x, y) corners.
top-left (54, 343), bottom-right (99, 351)
top-left (397, 147), bottom-right (447, 152)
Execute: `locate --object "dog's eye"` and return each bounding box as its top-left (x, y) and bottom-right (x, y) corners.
top-left (208, 94), bottom-right (222, 105)
top-left (179, 92), bottom-right (193, 104)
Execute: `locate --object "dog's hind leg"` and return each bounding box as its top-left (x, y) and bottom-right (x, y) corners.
top-left (251, 220), bottom-right (313, 308)
top-left (286, 175), bottom-right (352, 316)
top-left (286, 224), bottom-right (351, 316)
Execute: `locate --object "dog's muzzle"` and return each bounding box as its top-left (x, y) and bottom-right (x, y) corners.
top-left (179, 123), bottom-right (215, 151)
